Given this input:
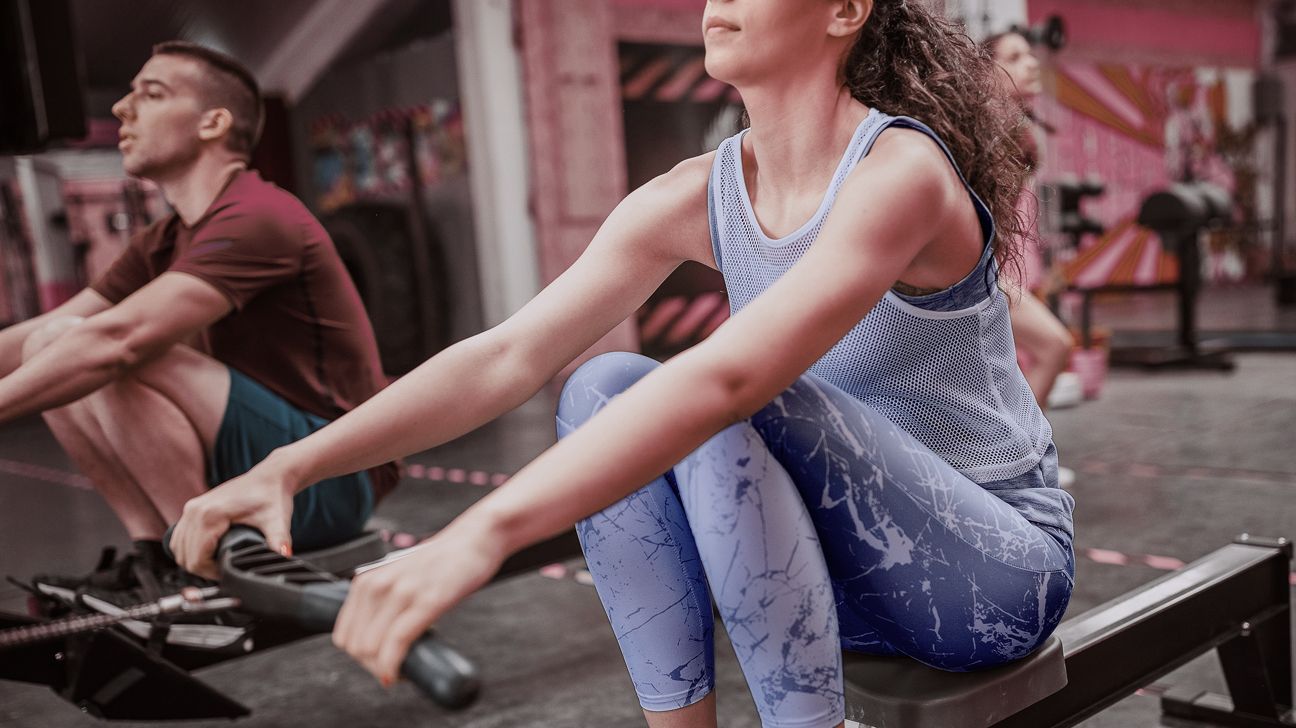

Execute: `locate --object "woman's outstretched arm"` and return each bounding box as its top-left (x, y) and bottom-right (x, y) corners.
top-left (170, 153), bottom-right (714, 576)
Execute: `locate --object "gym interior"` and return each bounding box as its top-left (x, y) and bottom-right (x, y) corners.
top-left (0, 1), bottom-right (1294, 727)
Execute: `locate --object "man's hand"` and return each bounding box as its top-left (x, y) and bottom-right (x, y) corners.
top-left (0, 273), bottom-right (231, 425)
top-left (170, 462), bottom-right (296, 580)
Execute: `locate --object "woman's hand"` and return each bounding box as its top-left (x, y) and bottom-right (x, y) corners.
top-left (332, 514), bottom-right (506, 687)
top-left (169, 456), bottom-right (298, 580)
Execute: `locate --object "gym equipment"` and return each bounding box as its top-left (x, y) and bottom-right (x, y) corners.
top-left (211, 527), bottom-right (479, 709)
top-left (1253, 72), bottom-right (1295, 308)
top-left (1110, 181), bottom-right (1236, 369)
top-left (1039, 176), bottom-right (1105, 314)
top-left (844, 534), bottom-right (1293, 728)
top-left (1012, 15), bottom-right (1067, 52)
top-left (0, 526), bottom-right (582, 721)
top-left (1, 528), bottom-right (478, 719)
top-left (1, 534), bottom-right (378, 719)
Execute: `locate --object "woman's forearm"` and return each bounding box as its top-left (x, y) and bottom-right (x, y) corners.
top-left (270, 332), bottom-right (552, 492)
top-left (465, 350), bottom-right (743, 557)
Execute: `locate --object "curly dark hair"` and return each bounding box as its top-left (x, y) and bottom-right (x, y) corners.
top-left (843, 1), bottom-right (1030, 280)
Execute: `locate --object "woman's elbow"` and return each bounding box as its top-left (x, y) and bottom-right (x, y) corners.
top-left (688, 357), bottom-right (771, 425)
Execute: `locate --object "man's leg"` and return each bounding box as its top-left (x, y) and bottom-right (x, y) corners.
top-left (22, 317), bottom-right (229, 540)
top-left (43, 399), bottom-right (168, 540)
top-left (86, 345), bottom-right (229, 528)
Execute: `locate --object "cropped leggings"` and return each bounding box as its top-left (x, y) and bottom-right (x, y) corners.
top-left (556, 352), bottom-right (1074, 728)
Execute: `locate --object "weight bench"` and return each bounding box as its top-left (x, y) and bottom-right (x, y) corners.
top-left (843, 535), bottom-right (1293, 728)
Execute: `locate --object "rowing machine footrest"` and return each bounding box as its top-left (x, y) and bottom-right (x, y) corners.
top-left (843, 636), bottom-right (1066, 728)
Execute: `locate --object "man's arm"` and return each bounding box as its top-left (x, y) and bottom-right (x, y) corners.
top-left (0, 272), bottom-right (232, 424)
top-left (0, 289), bottom-right (114, 377)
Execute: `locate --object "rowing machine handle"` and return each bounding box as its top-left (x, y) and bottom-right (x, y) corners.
top-left (219, 526), bottom-right (480, 710)
top-left (287, 579), bottom-right (480, 710)
top-left (163, 524), bottom-right (480, 709)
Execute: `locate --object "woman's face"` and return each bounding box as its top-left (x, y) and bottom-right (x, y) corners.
top-left (991, 33), bottom-right (1042, 99)
top-left (702, 0), bottom-right (847, 88)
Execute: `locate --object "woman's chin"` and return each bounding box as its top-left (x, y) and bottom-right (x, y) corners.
top-left (703, 54), bottom-right (744, 88)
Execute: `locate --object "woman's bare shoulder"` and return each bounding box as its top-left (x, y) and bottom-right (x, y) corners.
top-left (849, 126), bottom-right (963, 213)
top-left (635, 151), bottom-right (715, 210)
top-left (619, 151), bottom-right (717, 265)
top-left (865, 126), bottom-right (952, 176)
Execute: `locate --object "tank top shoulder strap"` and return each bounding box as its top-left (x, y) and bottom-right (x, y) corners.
top-left (853, 114), bottom-right (996, 259)
top-left (707, 143), bottom-right (726, 270)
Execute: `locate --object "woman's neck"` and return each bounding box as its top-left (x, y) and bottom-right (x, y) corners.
top-left (738, 75), bottom-right (871, 198)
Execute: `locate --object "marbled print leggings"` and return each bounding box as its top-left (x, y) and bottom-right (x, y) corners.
top-left (556, 352), bottom-right (1074, 728)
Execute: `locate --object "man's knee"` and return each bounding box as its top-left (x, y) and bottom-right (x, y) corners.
top-left (21, 316), bottom-right (86, 363)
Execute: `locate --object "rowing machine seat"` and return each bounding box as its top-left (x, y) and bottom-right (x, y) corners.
top-left (844, 636), bottom-right (1067, 728)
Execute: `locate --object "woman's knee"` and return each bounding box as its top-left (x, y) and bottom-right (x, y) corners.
top-left (556, 351), bottom-right (659, 436)
top-left (21, 316), bottom-right (86, 363)
top-left (1046, 326), bottom-right (1075, 366)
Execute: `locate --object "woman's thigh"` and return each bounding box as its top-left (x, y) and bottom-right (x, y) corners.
top-left (751, 373), bottom-right (1074, 671)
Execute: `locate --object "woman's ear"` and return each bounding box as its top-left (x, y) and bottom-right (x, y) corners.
top-left (828, 0), bottom-right (872, 38)
top-left (198, 107), bottom-right (234, 144)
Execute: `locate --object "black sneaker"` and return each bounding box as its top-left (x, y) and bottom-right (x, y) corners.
top-left (30, 545), bottom-right (135, 610)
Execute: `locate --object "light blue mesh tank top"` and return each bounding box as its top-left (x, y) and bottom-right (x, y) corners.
top-left (707, 108), bottom-right (1073, 539)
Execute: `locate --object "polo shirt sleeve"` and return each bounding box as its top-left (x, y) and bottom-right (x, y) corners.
top-left (168, 203), bottom-right (304, 311)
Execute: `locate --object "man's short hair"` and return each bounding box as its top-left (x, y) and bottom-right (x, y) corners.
top-left (151, 40), bottom-right (264, 160)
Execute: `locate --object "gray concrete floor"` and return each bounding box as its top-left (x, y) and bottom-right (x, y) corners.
top-left (1, 286), bottom-right (1294, 728)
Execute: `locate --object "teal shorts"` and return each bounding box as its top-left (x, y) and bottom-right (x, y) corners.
top-left (207, 368), bottom-right (374, 552)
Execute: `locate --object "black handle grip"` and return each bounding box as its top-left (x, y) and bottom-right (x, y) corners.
top-left (213, 526), bottom-right (480, 709)
top-left (295, 581), bottom-right (480, 709)
top-left (160, 523), bottom-right (266, 566)
top-left (217, 525), bottom-right (267, 556)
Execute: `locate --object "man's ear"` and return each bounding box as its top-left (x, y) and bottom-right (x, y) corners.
top-left (197, 108), bottom-right (234, 144)
top-left (828, 0), bottom-right (872, 38)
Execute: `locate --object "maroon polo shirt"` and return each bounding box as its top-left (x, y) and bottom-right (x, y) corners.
top-left (91, 169), bottom-right (399, 502)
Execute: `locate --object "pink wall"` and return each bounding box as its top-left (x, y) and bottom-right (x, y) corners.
top-left (1024, 0), bottom-right (1265, 286)
top-left (1029, 0), bottom-right (1261, 67)
top-left (519, 0), bottom-right (639, 363)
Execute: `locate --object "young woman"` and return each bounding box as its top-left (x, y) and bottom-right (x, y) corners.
top-left (985, 30), bottom-right (1078, 412)
top-left (172, 2), bottom-right (1075, 726)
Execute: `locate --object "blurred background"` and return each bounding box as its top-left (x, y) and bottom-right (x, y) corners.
top-left (1, 0), bottom-right (1294, 372)
top-left (1, 1), bottom-right (1294, 727)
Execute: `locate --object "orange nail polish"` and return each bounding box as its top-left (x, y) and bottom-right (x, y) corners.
top-left (279, 543), bottom-right (292, 557)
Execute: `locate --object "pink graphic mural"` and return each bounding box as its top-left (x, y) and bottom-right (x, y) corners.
top-left (1039, 61), bottom-right (1256, 288)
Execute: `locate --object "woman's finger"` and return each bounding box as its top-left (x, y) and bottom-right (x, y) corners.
top-left (352, 573), bottom-right (411, 669)
top-left (332, 573), bottom-right (364, 654)
top-left (335, 569), bottom-right (394, 662)
top-left (373, 595), bottom-right (443, 685)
